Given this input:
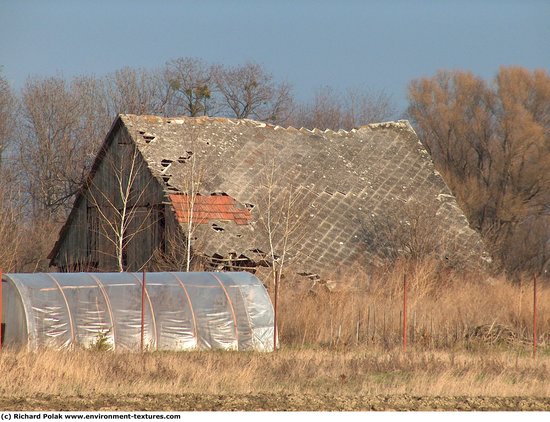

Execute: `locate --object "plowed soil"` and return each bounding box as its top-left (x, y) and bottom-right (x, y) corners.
top-left (2, 393), bottom-right (550, 411)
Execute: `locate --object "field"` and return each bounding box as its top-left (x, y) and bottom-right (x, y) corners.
top-left (1, 261), bottom-right (550, 411)
top-left (1, 347), bottom-right (550, 410)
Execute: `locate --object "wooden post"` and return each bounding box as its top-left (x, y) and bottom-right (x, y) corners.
top-left (403, 274), bottom-right (407, 353)
top-left (533, 274), bottom-right (537, 359)
top-left (141, 268), bottom-right (146, 353)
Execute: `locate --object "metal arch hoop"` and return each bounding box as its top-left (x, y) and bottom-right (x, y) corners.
top-left (210, 273), bottom-right (239, 347)
top-left (88, 273), bottom-right (117, 351)
top-left (171, 273), bottom-right (199, 348)
top-left (45, 273), bottom-right (76, 348)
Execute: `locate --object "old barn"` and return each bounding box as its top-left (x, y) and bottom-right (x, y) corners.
top-left (48, 115), bottom-right (486, 281)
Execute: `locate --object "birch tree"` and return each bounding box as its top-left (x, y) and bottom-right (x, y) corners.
top-left (151, 129), bottom-right (206, 272)
top-left (257, 155), bottom-right (307, 349)
top-left (87, 145), bottom-right (155, 272)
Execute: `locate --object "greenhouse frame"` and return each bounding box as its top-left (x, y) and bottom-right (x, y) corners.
top-left (0, 272), bottom-right (275, 352)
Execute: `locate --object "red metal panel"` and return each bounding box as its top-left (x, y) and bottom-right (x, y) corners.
top-left (169, 193), bottom-right (252, 226)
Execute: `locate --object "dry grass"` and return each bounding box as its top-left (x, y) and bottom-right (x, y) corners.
top-left (278, 259), bottom-right (550, 349)
top-left (1, 346), bottom-right (550, 400)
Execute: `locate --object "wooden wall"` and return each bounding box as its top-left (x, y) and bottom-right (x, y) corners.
top-left (53, 125), bottom-right (169, 272)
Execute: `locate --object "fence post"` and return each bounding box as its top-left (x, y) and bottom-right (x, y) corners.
top-left (366, 305), bottom-right (370, 344)
top-left (0, 268), bottom-right (3, 350)
top-left (533, 274), bottom-right (537, 359)
top-left (141, 268), bottom-right (146, 353)
top-left (373, 306), bottom-right (377, 344)
top-left (403, 274), bottom-right (407, 353)
top-left (273, 270), bottom-right (279, 352)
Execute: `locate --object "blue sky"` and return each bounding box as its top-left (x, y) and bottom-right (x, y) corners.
top-left (1, 0), bottom-right (549, 114)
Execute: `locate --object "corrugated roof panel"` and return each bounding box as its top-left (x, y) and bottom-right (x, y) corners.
top-left (169, 194), bottom-right (253, 226)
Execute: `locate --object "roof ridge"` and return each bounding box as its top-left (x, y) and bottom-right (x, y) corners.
top-left (122, 113), bottom-right (413, 135)
top-left (360, 119), bottom-right (415, 133)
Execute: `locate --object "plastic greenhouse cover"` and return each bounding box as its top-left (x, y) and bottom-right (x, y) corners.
top-left (4, 272), bottom-right (275, 352)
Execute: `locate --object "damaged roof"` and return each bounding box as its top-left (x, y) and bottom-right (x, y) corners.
top-left (170, 193), bottom-right (252, 225)
top-left (119, 114), bottom-right (486, 277)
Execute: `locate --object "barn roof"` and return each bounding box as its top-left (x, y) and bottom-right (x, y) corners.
top-left (116, 114), bottom-right (487, 277)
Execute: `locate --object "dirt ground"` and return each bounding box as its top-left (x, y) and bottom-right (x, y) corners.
top-left (1, 393), bottom-right (550, 411)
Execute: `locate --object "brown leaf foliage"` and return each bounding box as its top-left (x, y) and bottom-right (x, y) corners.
top-left (408, 67), bottom-right (550, 275)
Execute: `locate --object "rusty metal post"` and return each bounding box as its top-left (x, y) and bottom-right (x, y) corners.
top-left (0, 268), bottom-right (3, 350)
top-left (533, 274), bottom-right (537, 359)
top-left (141, 269), bottom-right (146, 353)
top-left (273, 270), bottom-right (279, 352)
top-left (403, 273), bottom-right (407, 353)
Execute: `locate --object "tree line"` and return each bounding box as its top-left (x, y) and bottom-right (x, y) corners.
top-left (0, 59), bottom-right (548, 277)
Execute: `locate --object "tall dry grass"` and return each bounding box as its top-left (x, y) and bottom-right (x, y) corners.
top-left (277, 259), bottom-right (550, 350)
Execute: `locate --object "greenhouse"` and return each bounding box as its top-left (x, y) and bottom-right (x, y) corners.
top-left (0, 272), bottom-right (275, 352)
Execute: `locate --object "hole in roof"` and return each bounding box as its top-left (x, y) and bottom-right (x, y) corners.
top-left (161, 159), bottom-right (173, 168)
top-left (298, 272), bottom-right (321, 281)
top-left (236, 234), bottom-right (242, 238)
top-left (245, 203), bottom-right (255, 209)
top-left (212, 223), bottom-right (225, 232)
top-left (177, 151), bottom-right (194, 163)
top-left (212, 192), bottom-right (228, 196)
top-left (162, 175), bottom-right (171, 184)
top-left (143, 134), bottom-right (156, 143)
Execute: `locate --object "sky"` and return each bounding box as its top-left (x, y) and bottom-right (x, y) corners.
top-left (1, 0), bottom-right (549, 114)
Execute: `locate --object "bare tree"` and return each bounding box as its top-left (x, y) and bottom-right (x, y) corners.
top-left (256, 154), bottom-right (307, 348)
top-left (176, 139), bottom-right (205, 272)
top-left (292, 86), bottom-right (343, 130)
top-left (104, 66), bottom-right (168, 116)
top-left (291, 85), bottom-right (397, 130)
top-left (340, 88), bottom-right (397, 128)
top-left (18, 77), bottom-right (85, 218)
top-left (0, 180), bottom-right (22, 271)
top-left (162, 57), bottom-right (216, 117)
top-left (151, 128), bottom-right (207, 272)
top-left (0, 73), bottom-right (15, 168)
top-left (87, 145), bottom-right (156, 272)
top-left (214, 62), bottom-right (293, 124)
